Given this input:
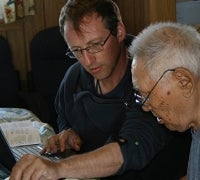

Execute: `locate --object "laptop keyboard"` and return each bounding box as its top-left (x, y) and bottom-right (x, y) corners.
top-left (11, 145), bottom-right (76, 162)
top-left (11, 145), bottom-right (41, 161)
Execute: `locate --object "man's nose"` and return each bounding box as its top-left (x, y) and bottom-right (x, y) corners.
top-left (81, 51), bottom-right (95, 66)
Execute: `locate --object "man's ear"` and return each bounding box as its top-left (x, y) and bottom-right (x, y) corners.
top-left (174, 68), bottom-right (194, 97)
top-left (116, 22), bottom-right (126, 42)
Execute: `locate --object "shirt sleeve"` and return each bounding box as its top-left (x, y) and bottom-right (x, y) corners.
top-left (107, 100), bottom-right (173, 174)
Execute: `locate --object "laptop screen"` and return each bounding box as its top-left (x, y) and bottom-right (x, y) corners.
top-left (0, 127), bottom-right (16, 171)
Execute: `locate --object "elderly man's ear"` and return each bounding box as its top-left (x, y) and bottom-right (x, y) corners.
top-left (174, 68), bottom-right (194, 98)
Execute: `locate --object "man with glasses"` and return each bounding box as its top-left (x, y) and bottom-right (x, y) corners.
top-left (130, 22), bottom-right (200, 180)
top-left (10, 1), bottom-right (190, 180)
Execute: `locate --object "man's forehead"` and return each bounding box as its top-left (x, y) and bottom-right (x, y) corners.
top-left (64, 15), bottom-right (105, 39)
top-left (65, 12), bottom-right (103, 31)
top-left (81, 12), bottom-right (102, 24)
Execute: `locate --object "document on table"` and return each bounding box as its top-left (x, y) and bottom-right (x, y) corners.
top-left (0, 120), bottom-right (41, 147)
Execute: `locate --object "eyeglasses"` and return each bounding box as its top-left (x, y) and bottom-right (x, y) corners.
top-left (134, 69), bottom-right (176, 106)
top-left (66, 31), bottom-right (112, 59)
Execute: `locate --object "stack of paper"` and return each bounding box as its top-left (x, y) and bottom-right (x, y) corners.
top-left (0, 120), bottom-right (41, 147)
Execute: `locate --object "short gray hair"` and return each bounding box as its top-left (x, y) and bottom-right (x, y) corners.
top-left (129, 22), bottom-right (200, 79)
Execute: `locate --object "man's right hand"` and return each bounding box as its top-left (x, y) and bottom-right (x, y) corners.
top-left (40, 129), bottom-right (82, 155)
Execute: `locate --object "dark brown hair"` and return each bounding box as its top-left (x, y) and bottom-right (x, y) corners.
top-left (59, 0), bottom-right (122, 36)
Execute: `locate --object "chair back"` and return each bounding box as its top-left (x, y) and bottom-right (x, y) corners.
top-left (29, 26), bottom-right (77, 131)
top-left (0, 36), bottom-right (21, 107)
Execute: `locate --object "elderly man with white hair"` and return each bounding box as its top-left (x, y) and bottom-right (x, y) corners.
top-left (130, 22), bottom-right (200, 180)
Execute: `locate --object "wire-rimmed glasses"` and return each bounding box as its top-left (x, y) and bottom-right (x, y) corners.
top-left (134, 69), bottom-right (176, 106)
top-left (66, 31), bottom-right (112, 59)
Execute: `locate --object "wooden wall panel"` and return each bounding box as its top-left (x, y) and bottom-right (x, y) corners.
top-left (148, 0), bottom-right (176, 23)
top-left (44, 0), bottom-right (66, 27)
top-left (114, 0), bottom-right (147, 35)
top-left (0, 20), bottom-right (26, 82)
top-left (114, 0), bottom-right (176, 35)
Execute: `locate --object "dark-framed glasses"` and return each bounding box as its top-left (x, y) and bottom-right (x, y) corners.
top-left (66, 31), bottom-right (112, 59)
top-left (134, 68), bottom-right (176, 106)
